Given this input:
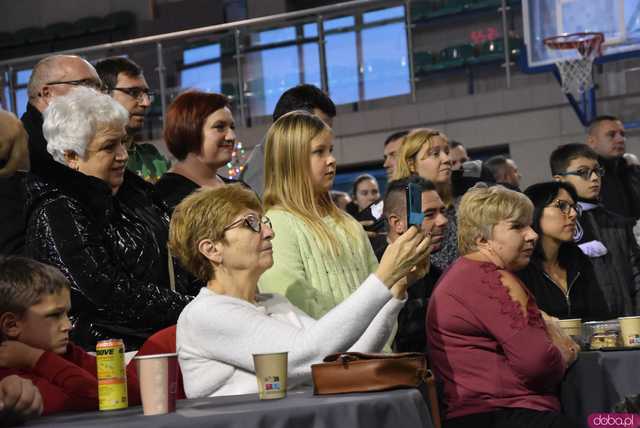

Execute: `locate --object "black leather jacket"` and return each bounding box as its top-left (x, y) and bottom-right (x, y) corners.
top-left (24, 165), bottom-right (193, 351)
top-left (576, 204), bottom-right (640, 316)
top-left (599, 156), bottom-right (640, 220)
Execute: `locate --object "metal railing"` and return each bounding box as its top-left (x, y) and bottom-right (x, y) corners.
top-left (0, 0), bottom-right (514, 128)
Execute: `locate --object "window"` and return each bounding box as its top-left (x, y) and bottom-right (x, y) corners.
top-left (361, 21), bottom-right (410, 100)
top-left (180, 44), bottom-right (221, 93)
top-left (324, 7), bottom-right (409, 105)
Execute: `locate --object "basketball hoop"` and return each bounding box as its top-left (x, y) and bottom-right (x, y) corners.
top-left (543, 32), bottom-right (604, 99)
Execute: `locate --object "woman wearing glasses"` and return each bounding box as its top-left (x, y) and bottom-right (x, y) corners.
top-left (516, 182), bottom-right (611, 321)
top-left (155, 90), bottom-right (242, 214)
top-left (24, 87), bottom-right (192, 350)
top-left (393, 128), bottom-right (458, 271)
top-left (170, 184), bottom-right (430, 397)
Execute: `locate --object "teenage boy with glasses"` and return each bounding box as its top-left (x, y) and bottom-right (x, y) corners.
top-left (550, 143), bottom-right (640, 316)
top-left (95, 56), bottom-right (169, 183)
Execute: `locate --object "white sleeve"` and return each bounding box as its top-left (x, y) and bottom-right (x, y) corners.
top-left (183, 274), bottom-right (393, 380)
top-left (348, 295), bottom-right (406, 352)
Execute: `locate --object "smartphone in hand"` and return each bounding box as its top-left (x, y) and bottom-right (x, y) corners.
top-left (405, 182), bottom-right (424, 229)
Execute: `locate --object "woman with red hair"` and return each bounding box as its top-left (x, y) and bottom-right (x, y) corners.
top-left (155, 90), bottom-right (241, 212)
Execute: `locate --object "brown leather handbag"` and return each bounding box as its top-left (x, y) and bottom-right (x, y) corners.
top-left (311, 352), bottom-right (441, 428)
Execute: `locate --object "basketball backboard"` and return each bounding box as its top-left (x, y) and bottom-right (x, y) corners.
top-left (522, 0), bottom-right (640, 70)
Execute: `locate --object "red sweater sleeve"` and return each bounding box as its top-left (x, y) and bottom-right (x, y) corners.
top-left (30, 346), bottom-right (98, 414)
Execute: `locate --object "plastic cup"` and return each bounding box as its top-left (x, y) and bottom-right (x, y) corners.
top-left (618, 316), bottom-right (640, 348)
top-left (253, 352), bottom-right (288, 400)
top-left (558, 318), bottom-right (582, 346)
top-left (134, 353), bottom-right (178, 415)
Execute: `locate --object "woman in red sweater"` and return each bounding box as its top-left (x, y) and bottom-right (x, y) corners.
top-left (427, 185), bottom-right (581, 428)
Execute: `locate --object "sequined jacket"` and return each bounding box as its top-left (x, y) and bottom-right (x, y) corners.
top-left (24, 165), bottom-right (192, 351)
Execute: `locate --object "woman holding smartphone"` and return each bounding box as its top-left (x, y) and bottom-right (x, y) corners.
top-left (258, 111), bottom-right (428, 319)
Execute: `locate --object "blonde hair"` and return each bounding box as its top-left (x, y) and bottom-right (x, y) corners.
top-left (168, 184), bottom-right (262, 282)
top-left (393, 128), bottom-right (453, 207)
top-left (457, 185), bottom-right (533, 255)
top-left (263, 110), bottom-right (360, 256)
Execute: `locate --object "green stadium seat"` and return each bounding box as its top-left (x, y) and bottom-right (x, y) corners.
top-left (13, 27), bottom-right (49, 44)
top-left (431, 43), bottom-right (474, 70)
top-left (414, 51), bottom-right (435, 74)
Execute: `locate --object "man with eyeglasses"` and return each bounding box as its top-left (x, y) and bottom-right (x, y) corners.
top-left (586, 115), bottom-right (640, 220)
top-left (22, 55), bottom-right (102, 176)
top-left (95, 57), bottom-right (170, 183)
top-left (551, 143), bottom-right (640, 316)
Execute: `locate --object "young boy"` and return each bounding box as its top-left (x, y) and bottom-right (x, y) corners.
top-left (550, 143), bottom-right (640, 316)
top-left (0, 256), bottom-right (140, 415)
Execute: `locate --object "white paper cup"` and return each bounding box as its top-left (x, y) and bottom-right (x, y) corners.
top-left (618, 316), bottom-right (640, 348)
top-left (134, 353), bottom-right (178, 415)
top-left (253, 352), bottom-right (288, 400)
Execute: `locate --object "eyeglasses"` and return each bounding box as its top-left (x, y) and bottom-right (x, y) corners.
top-left (223, 215), bottom-right (272, 234)
top-left (557, 166), bottom-right (605, 180)
top-left (44, 78), bottom-right (103, 91)
top-left (549, 200), bottom-right (581, 216)
top-left (110, 87), bottom-right (156, 103)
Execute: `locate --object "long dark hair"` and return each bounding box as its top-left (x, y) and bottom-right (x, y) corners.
top-left (523, 181), bottom-right (579, 267)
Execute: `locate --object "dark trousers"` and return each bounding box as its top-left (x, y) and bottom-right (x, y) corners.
top-left (444, 408), bottom-right (582, 428)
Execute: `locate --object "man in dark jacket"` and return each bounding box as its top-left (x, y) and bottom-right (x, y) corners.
top-left (22, 55), bottom-right (102, 179)
top-left (376, 176), bottom-right (448, 353)
top-left (586, 115), bottom-right (640, 220)
top-left (551, 143), bottom-right (640, 316)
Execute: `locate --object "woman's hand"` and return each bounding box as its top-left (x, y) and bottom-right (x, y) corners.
top-left (376, 226), bottom-right (431, 289)
top-left (0, 341), bottom-right (44, 370)
top-left (543, 316), bottom-right (580, 369)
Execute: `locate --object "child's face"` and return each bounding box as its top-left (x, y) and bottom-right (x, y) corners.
top-left (556, 156), bottom-right (602, 200)
top-left (309, 130), bottom-right (336, 195)
top-left (16, 288), bottom-right (72, 355)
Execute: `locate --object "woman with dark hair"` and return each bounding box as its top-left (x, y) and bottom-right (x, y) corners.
top-left (155, 90), bottom-right (240, 213)
top-left (517, 181), bottom-right (611, 321)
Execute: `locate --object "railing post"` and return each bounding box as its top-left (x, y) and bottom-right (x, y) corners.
top-left (156, 43), bottom-right (167, 121)
top-left (317, 16), bottom-right (329, 94)
top-left (234, 28), bottom-right (247, 127)
top-left (499, 0), bottom-right (511, 89)
top-left (4, 67), bottom-right (16, 113)
top-left (405, 0), bottom-right (417, 103)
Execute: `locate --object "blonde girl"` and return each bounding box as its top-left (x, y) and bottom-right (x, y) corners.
top-left (259, 111), bottom-right (381, 318)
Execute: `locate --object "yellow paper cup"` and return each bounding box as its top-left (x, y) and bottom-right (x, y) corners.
top-left (618, 316), bottom-right (640, 348)
top-left (253, 352), bottom-right (288, 400)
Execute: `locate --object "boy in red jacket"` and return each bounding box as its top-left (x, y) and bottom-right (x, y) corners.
top-left (0, 256), bottom-right (140, 415)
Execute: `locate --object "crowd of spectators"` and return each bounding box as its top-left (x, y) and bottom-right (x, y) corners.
top-left (1, 53), bottom-right (640, 427)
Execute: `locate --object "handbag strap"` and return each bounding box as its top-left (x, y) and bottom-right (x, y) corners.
top-left (425, 369), bottom-right (442, 428)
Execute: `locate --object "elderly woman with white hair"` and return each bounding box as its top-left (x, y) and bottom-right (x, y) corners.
top-left (24, 87), bottom-right (191, 351)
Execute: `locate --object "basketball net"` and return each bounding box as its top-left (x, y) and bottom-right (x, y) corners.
top-left (544, 32), bottom-right (604, 100)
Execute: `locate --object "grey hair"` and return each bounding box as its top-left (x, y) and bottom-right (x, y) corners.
top-left (43, 86), bottom-right (128, 163)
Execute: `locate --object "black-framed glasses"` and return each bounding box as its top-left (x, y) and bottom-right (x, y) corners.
top-left (549, 200), bottom-right (581, 216)
top-left (557, 166), bottom-right (605, 180)
top-left (223, 215), bottom-right (272, 233)
top-left (44, 78), bottom-right (103, 91)
top-left (110, 87), bottom-right (156, 103)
